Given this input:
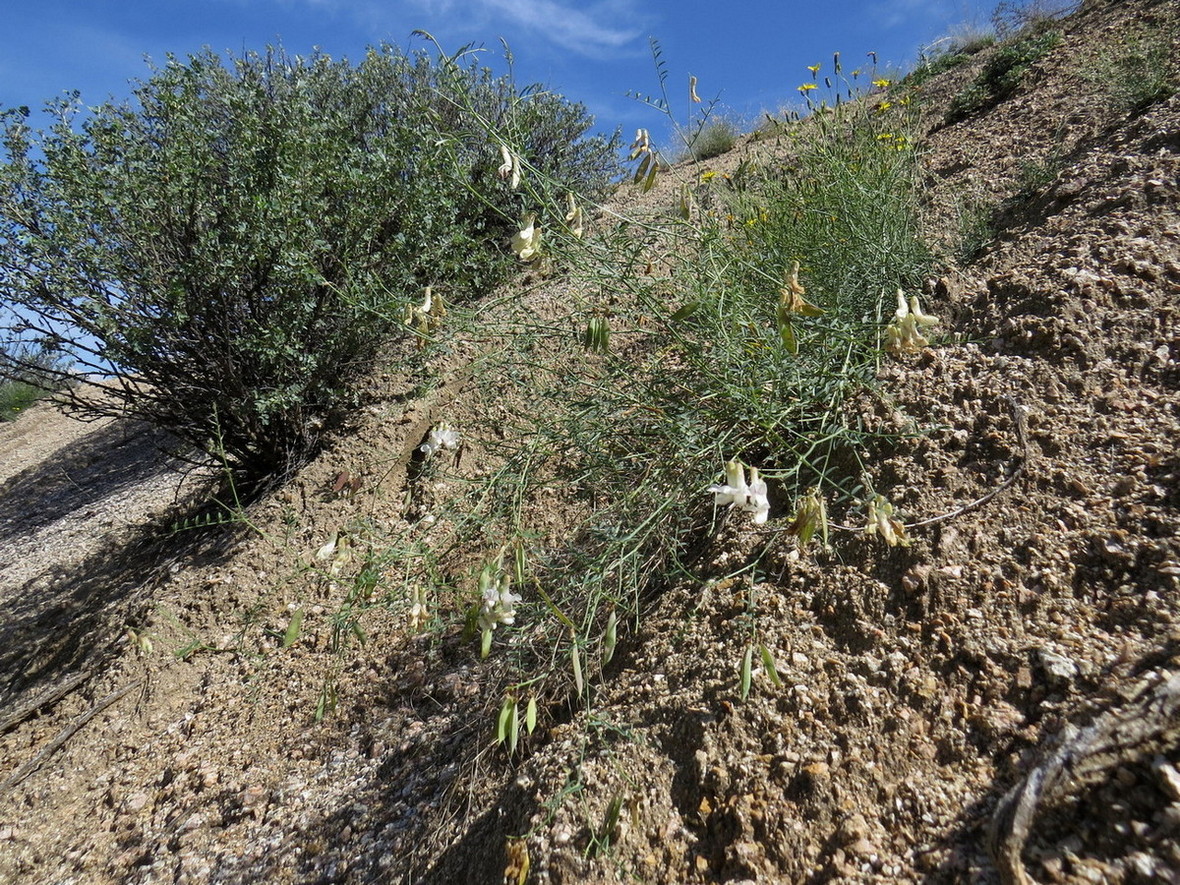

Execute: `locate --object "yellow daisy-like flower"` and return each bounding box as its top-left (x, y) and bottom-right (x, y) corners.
top-left (872, 77), bottom-right (891, 88)
top-left (807, 63), bottom-right (821, 75)
top-left (798, 83), bottom-right (818, 94)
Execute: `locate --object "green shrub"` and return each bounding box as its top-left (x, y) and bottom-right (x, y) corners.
top-left (0, 341), bottom-right (70, 420)
top-left (1082, 24), bottom-right (1179, 114)
top-left (683, 117), bottom-right (741, 161)
top-left (947, 28), bottom-right (1062, 122)
top-left (0, 44), bottom-right (620, 484)
top-left (992, 0), bottom-right (1077, 38)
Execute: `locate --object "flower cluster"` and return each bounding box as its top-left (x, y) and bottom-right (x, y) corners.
top-left (708, 460), bottom-right (770, 525)
top-left (629, 128), bottom-right (658, 191)
top-left (497, 142), bottom-right (522, 190)
top-left (885, 289), bottom-right (940, 354)
top-left (408, 585), bottom-right (429, 631)
top-left (403, 286), bottom-right (446, 345)
top-left (777, 260), bottom-right (823, 353)
top-left (864, 493), bottom-right (910, 546)
top-left (511, 213), bottom-right (542, 262)
top-left (419, 423), bottom-right (460, 460)
top-left (478, 568), bottom-right (520, 633)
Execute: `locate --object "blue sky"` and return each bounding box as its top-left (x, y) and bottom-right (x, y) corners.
top-left (2, 0), bottom-right (996, 147)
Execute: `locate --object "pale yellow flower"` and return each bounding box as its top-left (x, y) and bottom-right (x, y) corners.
top-left (689, 75), bottom-right (701, 103)
top-left (564, 193), bottom-right (584, 238)
top-left (403, 285), bottom-right (447, 344)
top-left (497, 142), bottom-right (521, 190)
top-left (708, 460), bottom-right (770, 525)
top-left (511, 213), bottom-right (542, 261)
top-left (864, 493), bottom-right (910, 546)
top-left (885, 289), bottom-right (939, 354)
top-left (629, 128), bottom-right (651, 160)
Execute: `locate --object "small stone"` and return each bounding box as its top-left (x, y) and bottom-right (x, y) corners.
top-left (124, 792), bottom-right (150, 814)
top-left (1037, 650), bottom-right (1078, 688)
top-left (1153, 759), bottom-right (1180, 801)
top-left (848, 838), bottom-right (879, 859)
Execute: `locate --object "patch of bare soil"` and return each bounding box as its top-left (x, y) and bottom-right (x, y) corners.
top-left (2, 0), bottom-right (1179, 882)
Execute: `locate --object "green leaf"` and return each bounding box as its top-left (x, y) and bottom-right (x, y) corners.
top-left (602, 611), bottom-right (618, 668)
top-left (571, 634), bottom-right (584, 695)
top-left (481, 626), bottom-right (493, 659)
top-left (525, 695), bottom-right (537, 734)
top-left (282, 608), bottom-right (304, 649)
top-left (759, 644), bottom-right (783, 687)
top-left (508, 697), bottom-right (520, 755)
top-left (740, 646), bottom-right (754, 701)
top-left (496, 697), bottom-right (513, 744)
top-left (641, 162), bottom-right (659, 193)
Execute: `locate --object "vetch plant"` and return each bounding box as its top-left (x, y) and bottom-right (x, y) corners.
top-left (787, 486), bottom-right (829, 549)
top-left (628, 128), bottom-right (659, 192)
top-left (404, 286), bottom-right (447, 345)
top-left (564, 193), bottom-right (585, 239)
top-left (776, 260), bottom-right (824, 354)
top-left (478, 558), bottom-right (521, 657)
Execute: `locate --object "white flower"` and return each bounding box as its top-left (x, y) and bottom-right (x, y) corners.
top-left (408, 586), bottom-right (429, 630)
top-left (629, 128), bottom-right (651, 160)
top-left (478, 574), bottom-right (520, 632)
top-left (511, 213), bottom-right (542, 262)
top-left (419, 423), bottom-right (460, 459)
top-left (885, 289), bottom-right (940, 354)
top-left (497, 142), bottom-right (521, 190)
top-left (708, 459), bottom-right (771, 525)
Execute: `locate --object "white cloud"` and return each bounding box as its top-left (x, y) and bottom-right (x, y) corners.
top-left (480, 0), bottom-right (641, 54)
top-left (349, 0), bottom-right (646, 58)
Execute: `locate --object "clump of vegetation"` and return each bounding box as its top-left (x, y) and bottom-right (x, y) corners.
top-left (0, 42), bottom-right (620, 486)
top-left (681, 116), bottom-right (741, 161)
top-left (991, 0), bottom-right (1078, 37)
top-left (905, 29), bottom-right (997, 88)
top-left (0, 341), bottom-right (69, 421)
top-left (947, 27), bottom-right (1062, 122)
top-left (1082, 21), bottom-right (1179, 114)
top-left (367, 50), bottom-right (940, 738)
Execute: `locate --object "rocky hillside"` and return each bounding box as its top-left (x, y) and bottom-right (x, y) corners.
top-left (1, 0), bottom-right (1179, 882)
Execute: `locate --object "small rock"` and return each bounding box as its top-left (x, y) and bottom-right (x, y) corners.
top-left (124, 792), bottom-right (150, 814)
top-left (1154, 758), bottom-right (1180, 801)
top-left (847, 838), bottom-right (879, 859)
top-left (1037, 650), bottom-right (1078, 688)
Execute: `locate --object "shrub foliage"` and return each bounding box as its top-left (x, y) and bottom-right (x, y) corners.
top-left (0, 44), bottom-right (619, 482)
